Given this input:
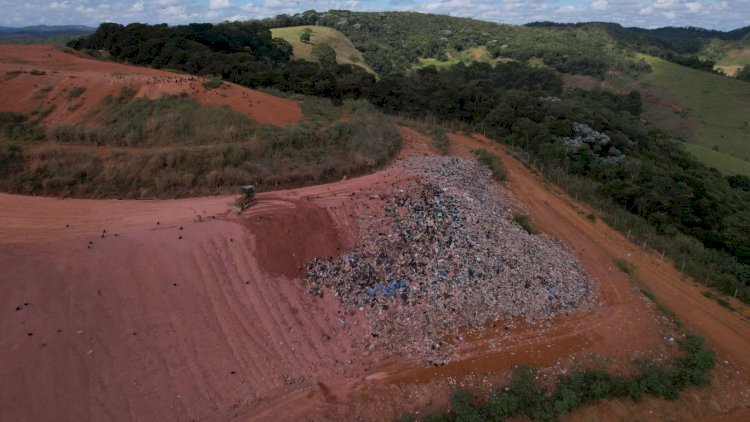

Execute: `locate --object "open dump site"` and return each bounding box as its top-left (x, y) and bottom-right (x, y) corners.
top-left (3, 129), bottom-right (749, 421)
top-left (2, 49), bottom-right (750, 421)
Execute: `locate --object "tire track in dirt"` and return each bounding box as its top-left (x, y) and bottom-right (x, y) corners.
top-left (190, 238), bottom-right (270, 383)
top-left (0, 189), bottom-right (377, 421)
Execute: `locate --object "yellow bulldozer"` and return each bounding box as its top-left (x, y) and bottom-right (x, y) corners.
top-left (227, 185), bottom-right (256, 213)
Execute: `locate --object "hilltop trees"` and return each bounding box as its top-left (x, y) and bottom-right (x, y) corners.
top-left (737, 65), bottom-right (750, 82)
top-left (68, 21), bottom-right (293, 75)
top-left (299, 27), bottom-right (312, 43)
top-left (312, 43), bottom-right (337, 67)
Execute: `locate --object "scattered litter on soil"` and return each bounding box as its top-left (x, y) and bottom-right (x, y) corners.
top-left (304, 157), bottom-right (596, 363)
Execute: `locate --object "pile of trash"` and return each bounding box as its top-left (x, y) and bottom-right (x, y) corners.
top-left (303, 157), bottom-right (595, 362)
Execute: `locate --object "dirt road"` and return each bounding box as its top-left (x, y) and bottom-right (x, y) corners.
top-left (451, 133), bottom-right (750, 420)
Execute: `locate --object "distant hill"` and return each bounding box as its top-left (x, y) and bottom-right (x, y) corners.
top-left (700, 39), bottom-right (750, 76)
top-left (568, 53), bottom-right (750, 176)
top-left (267, 11), bottom-right (747, 174)
top-left (270, 25), bottom-right (375, 75)
top-left (0, 25), bottom-right (94, 43)
top-left (634, 54), bottom-right (750, 175)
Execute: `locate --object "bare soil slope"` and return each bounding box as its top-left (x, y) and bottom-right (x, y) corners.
top-left (0, 44), bottom-right (301, 126)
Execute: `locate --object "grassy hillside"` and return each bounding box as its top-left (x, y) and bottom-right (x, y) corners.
top-left (0, 96), bottom-right (400, 198)
top-left (414, 46), bottom-right (493, 68)
top-left (271, 26), bottom-right (375, 75)
top-left (702, 39), bottom-right (750, 76)
top-left (632, 54), bottom-right (750, 175)
top-left (683, 143), bottom-right (750, 175)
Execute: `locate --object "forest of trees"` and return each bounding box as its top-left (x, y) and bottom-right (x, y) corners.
top-left (258, 11), bottom-right (745, 76)
top-left (257, 11), bottom-right (646, 78)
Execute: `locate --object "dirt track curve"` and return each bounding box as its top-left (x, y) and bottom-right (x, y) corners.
top-left (1, 128), bottom-right (749, 420)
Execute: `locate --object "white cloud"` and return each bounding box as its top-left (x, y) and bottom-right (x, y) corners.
top-left (591, 0), bottom-right (608, 11)
top-left (686, 1), bottom-right (702, 12)
top-left (48, 1), bottom-right (68, 10)
top-left (0, 0), bottom-right (748, 31)
top-left (209, 0), bottom-right (231, 10)
top-left (654, 0), bottom-right (677, 9)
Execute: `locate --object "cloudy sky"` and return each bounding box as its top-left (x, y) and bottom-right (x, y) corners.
top-left (0, 0), bottom-right (748, 31)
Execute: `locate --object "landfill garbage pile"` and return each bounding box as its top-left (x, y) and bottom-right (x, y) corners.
top-left (303, 157), bottom-right (595, 363)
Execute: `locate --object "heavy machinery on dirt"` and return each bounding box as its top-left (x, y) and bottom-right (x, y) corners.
top-left (227, 185), bottom-right (256, 213)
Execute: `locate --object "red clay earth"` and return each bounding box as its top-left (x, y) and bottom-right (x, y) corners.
top-left (3, 124), bottom-right (748, 420)
top-left (0, 44), bottom-right (301, 126)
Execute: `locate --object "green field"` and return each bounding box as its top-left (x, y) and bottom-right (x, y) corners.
top-left (414, 46), bottom-right (496, 69)
top-left (631, 54), bottom-right (750, 175)
top-left (701, 39), bottom-right (750, 76)
top-left (271, 26), bottom-right (375, 75)
top-left (683, 143), bottom-right (750, 175)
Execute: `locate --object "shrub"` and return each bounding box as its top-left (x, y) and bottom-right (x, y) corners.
top-left (116, 86), bottom-right (137, 102)
top-left (68, 86), bottom-right (86, 99)
top-left (703, 291), bottom-right (734, 310)
top-left (1, 94), bottom-right (401, 199)
top-left (716, 298), bottom-right (733, 309)
top-left (613, 258), bottom-right (636, 276)
top-left (300, 97), bottom-right (338, 124)
top-left (473, 148), bottom-right (507, 181)
top-left (586, 213), bottom-right (596, 222)
top-left (640, 287), bottom-right (656, 302)
top-left (408, 332), bottom-right (715, 421)
top-left (0, 144), bottom-right (24, 177)
top-left (29, 69), bottom-right (46, 76)
top-left (430, 125), bottom-right (450, 155)
top-left (202, 79), bottom-right (223, 90)
top-left (513, 213), bottom-right (536, 234)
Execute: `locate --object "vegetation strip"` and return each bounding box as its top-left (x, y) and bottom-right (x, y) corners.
top-left (473, 149), bottom-right (506, 181)
top-left (0, 97), bottom-right (401, 198)
top-left (400, 333), bottom-right (714, 422)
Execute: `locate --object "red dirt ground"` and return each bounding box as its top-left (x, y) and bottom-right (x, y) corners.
top-left (0, 44), bottom-right (301, 126)
top-left (1, 129), bottom-right (749, 421)
top-left (0, 128), bottom-right (750, 420)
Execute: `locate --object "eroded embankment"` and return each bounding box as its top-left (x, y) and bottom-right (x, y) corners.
top-left (0, 44), bottom-right (301, 126)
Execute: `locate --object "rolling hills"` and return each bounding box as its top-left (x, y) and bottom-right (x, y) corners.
top-left (0, 25), bottom-right (93, 44)
top-left (568, 53), bottom-right (750, 176)
top-left (702, 39), bottom-right (750, 76)
top-left (270, 14), bottom-right (750, 175)
top-left (619, 54), bottom-right (750, 175)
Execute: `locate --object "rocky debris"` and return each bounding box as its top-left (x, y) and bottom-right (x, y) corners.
top-left (303, 157), bottom-right (596, 362)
